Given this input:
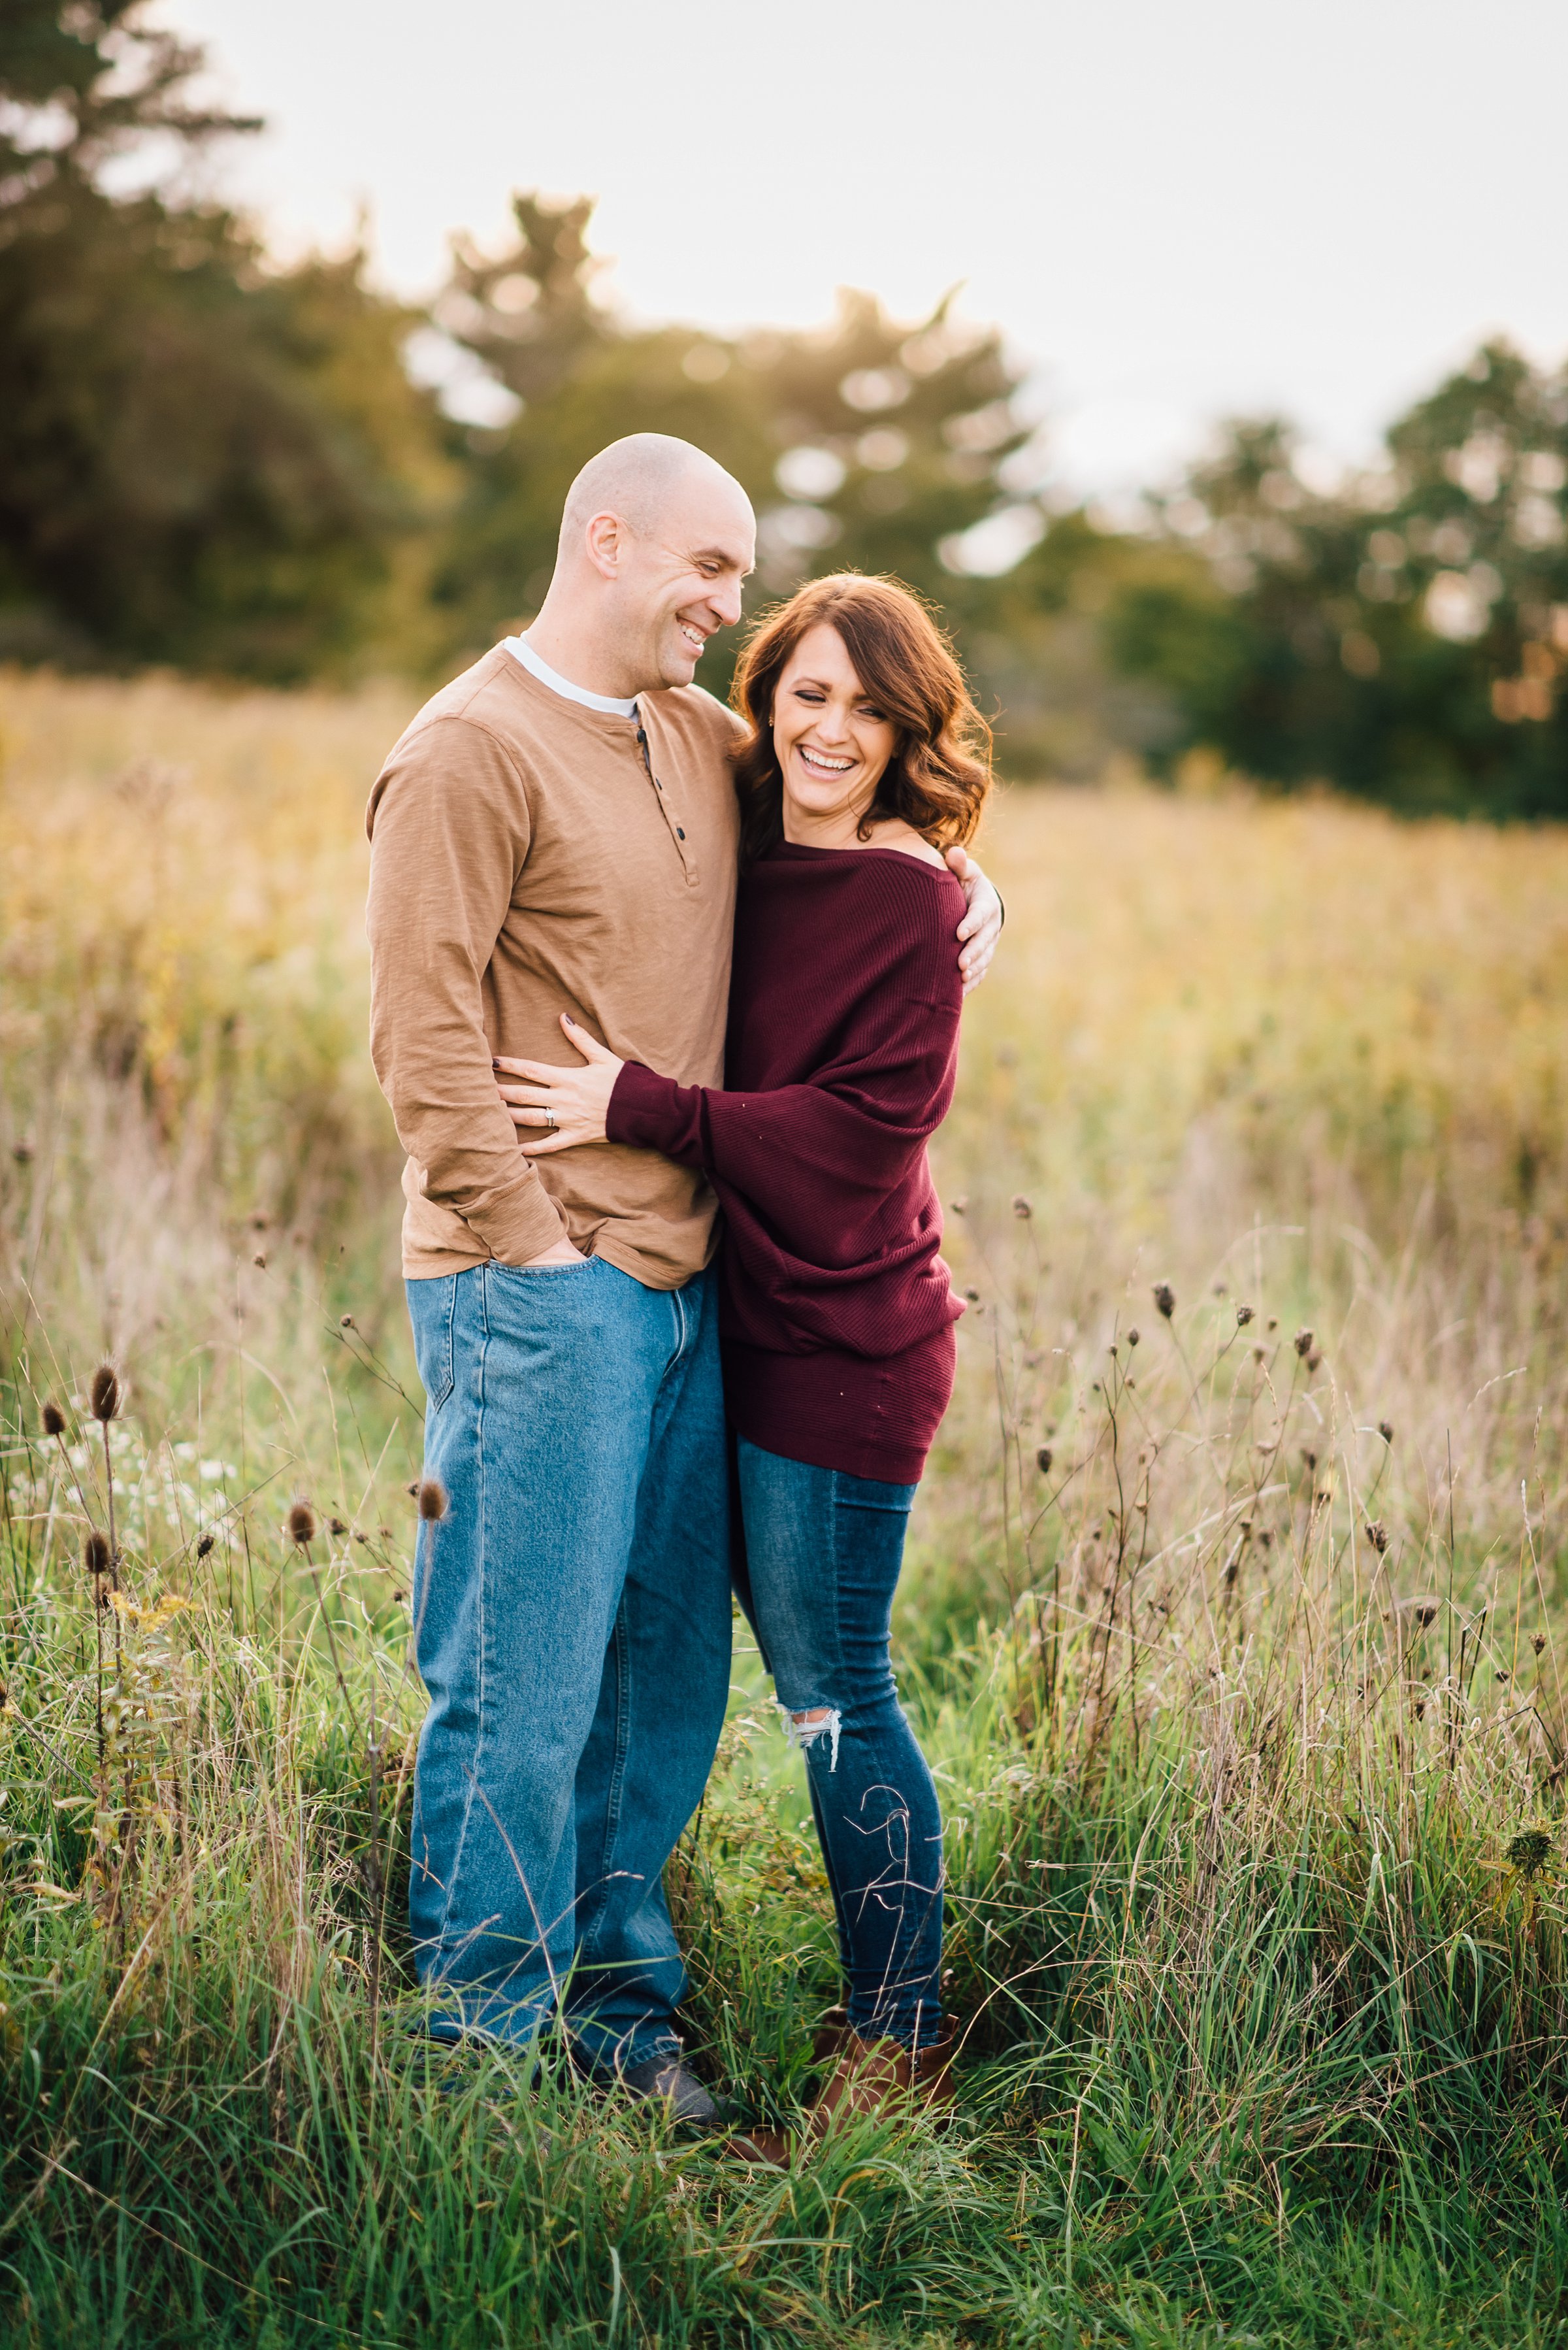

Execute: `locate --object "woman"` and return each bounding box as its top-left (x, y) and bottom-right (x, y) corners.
top-left (495, 572), bottom-right (990, 2140)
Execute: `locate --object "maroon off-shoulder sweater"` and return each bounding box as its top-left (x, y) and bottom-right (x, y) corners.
top-left (606, 841), bottom-right (966, 1483)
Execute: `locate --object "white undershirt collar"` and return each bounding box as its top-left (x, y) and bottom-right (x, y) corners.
top-left (504, 633), bottom-right (638, 719)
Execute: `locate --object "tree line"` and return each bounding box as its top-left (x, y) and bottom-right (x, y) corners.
top-left (3, 2), bottom-right (1565, 816)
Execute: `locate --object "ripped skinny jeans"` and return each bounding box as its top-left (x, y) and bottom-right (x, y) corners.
top-left (735, 1436), bottom-right (943, 2051)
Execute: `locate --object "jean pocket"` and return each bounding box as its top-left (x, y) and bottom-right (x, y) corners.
top-left (406, 1273), bottom-right (458, 1412)
top-left (493, 1255), bottom-right (596, 1278)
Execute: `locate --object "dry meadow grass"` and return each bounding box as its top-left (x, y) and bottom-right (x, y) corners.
top-left (2, 668), bottom-right (1568, 2347)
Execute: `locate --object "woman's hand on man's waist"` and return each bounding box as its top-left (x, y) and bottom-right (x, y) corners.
top-left (495, 1013), bottom-right (626, 1157)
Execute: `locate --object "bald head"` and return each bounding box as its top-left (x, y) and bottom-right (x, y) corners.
top-left (527, 433), bottom-right (756, 699)
top-left (557, 434), bottom-right (749, 563)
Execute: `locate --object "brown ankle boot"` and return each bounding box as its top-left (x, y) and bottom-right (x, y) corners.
top-left (811, 2004), bottom-right (851, 2070)
top-left (805, 2016), bottom-right (957, 2144)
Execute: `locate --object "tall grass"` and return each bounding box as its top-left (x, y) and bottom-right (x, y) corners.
top-left (2, 670), bottom-right (1567, 2346)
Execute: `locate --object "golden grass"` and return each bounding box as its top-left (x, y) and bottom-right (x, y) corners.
top-left (1, 664), bottom-right (1564, 1591)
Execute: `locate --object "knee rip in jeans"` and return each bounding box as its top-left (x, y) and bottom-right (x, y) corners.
top-left (780, 1702), bottom-right (841, 1770)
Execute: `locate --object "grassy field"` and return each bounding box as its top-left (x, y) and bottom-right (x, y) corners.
top-left (1, 668), bottom-right (1567, 2347)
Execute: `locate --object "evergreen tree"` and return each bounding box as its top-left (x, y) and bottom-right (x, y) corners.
top-left (1103, 346), bottom-right (1568, 816)
top-left (427, 193), bottom-right (1040, 698)
top-left (0, 1), bottom-right (451, 678)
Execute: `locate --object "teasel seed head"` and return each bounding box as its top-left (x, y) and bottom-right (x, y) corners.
top-left (1293, 1327), bottom-right (1314, 1359)
top-left (417, 1478), bottom-right (449, 1523)
top-left (42, 1400), bottom-right (66, 1437)
top-left (1152, 1282), bottom-right (1175, 1319)
top-left (1011, 1195), bottom-right (1032, 1219)
top-left (1036, 1447), bottom-right (1053, 1476)
top-left (84, 1529), bottom-right (111, 1579)
top-left (89, 1363), bottom-right (121, 1423)
top-left (1236, 1303), bottom-right (1254, 1327)
top-left (1378, 1420), bottom-right (1394, 1444)
top-left (1507, 1828), bottom-right (1553, 1881)
top-left (286, 1500), bottom-right (317, 1549)
top-left (196, 1534), bottom-right (214, 1558)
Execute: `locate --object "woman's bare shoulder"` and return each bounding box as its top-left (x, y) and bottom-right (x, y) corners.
top-left (860, 821), bottom-right (948, 870)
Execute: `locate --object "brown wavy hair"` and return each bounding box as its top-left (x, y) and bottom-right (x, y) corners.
top-left (730, 572), bottom-right (992, 868)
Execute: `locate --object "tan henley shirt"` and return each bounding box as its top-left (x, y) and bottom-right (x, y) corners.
top-left (365, 645), bottom-right (741, 1289)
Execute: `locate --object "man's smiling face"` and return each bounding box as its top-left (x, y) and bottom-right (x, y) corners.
top-left (615, 473), bottom-right (756, 690)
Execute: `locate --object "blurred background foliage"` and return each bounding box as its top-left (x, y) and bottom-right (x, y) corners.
top-left (3, 1), bottom-right (1567, 813)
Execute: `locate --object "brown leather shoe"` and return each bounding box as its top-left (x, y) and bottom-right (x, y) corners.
top-left (722, 2121), bottom-right (791, 2168)
top-left (804, 2015), bottom-right (958, 2145)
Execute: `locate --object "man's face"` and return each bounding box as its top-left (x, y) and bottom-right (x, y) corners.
top-left (605, 477), bottom-right (755, 691)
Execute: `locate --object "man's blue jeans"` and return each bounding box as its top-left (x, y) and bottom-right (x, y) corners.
top-left (404, 1257), bottom-right (731, 2069)
top-left (735, 1436), bottom-right (945, 2051)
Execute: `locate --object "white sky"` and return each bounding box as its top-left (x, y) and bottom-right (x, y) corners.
top-left (155, 0), bottom-right (1568, 499)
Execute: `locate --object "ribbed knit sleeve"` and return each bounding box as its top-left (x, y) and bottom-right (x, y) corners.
top-left (606, 848), bottom-right (966, 1361)
top-left (608, 988), bottom-right (956, 1259)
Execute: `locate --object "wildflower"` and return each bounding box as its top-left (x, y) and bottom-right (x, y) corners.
top-left (1011, 1195), bottom-right (1032, 1219)
top-left (1036, 1446), bottom-right (1053, 1475)
top-left (329, 1516), bottom-right (348, 1536)
top-left (1236, 1304), bottom-right (1254, 1327)
top-left (1153, 1282), bottom-right (1175, 1319)
top-left (1126, 1327), bottom-right (1139, 1346)
top-left (90, 1364), bottom-right (121, 1423)
top-left (1293, 1328), bottom-right (1314, 1359)
top-left (287, 1500), bottom-right (317, 1549)
top-left (1365, 1521), bottom-right (1390, 1553)
top-left (42, 1401), bottom-right (66, 1437)
top-left (417, 1480), bottom-right (449, 1523)
top-left (340, 1314), bottom-right (355, 1329)
top-left (1533, 1632), bottom-right (1547, 1655)
top-left (196, 1534), bottom-right (214, 1558)
top-left (1415, 1604), bottom-right (1437, 1627)
top-left (1378, 1420), bottom-right (1394, 1444)
top-left (1495, 1668), bottom-right (1509, 1682)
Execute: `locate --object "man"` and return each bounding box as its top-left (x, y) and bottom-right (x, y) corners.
top-left (365, 434), bottom-right (1000, 2121)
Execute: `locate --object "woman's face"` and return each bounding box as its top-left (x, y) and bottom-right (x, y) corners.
top-left (772, 623), bottom-right (898, 840)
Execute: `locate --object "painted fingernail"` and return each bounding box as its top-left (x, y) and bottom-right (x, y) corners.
top-left (491, 1059), bottom-right (501, 1070)
top-left (563, 1014), bottom-right (577, 1026)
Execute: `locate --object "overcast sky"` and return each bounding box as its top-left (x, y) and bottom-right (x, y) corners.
top-left (155, 0), bottom-right (1568, 499)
